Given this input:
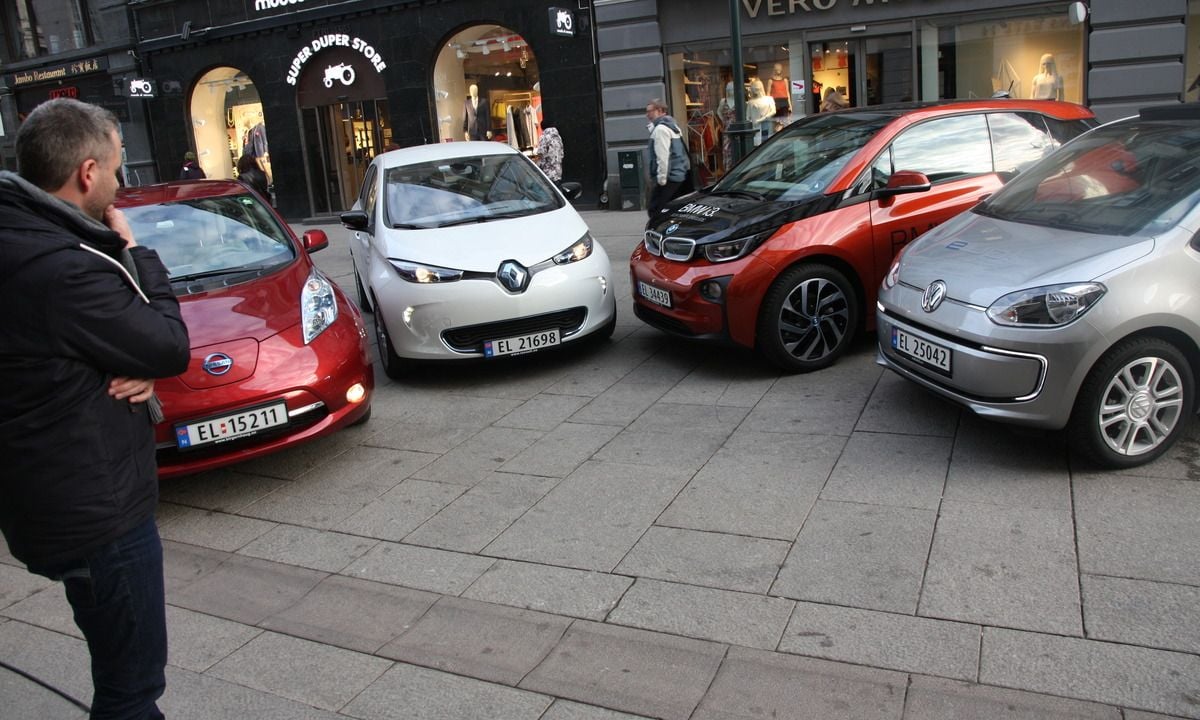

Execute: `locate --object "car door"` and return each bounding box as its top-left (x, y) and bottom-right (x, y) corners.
top-left (867, 113), bottom-right (999, 283)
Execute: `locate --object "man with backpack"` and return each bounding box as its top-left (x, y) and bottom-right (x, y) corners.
top-left (645, 99), bottom-right (692, 216)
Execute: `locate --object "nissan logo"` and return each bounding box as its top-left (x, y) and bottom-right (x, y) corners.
top-left (497, 260), bottom-right (529, 293)
top-left (921, 280), bottom-right (947, 313)
top-left (202, 352), bottom-right (234, 376)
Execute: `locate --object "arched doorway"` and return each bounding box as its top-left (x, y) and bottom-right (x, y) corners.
top-left (433, 25), bottom-right (541, 150)
top-left (189, 67), bottom-right (271, 183)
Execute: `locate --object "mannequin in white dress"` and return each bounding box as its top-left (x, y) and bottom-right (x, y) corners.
top-left (1030, 54), bottom-right (1064, 101)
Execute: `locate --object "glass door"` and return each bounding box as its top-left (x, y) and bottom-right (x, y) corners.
top-left (301, 99), bottom-right (391, 215)
top-left (809, 33), bottom-right (913, 112)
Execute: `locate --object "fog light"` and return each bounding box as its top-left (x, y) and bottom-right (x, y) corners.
top-left (345, 383), bottom-right (367, 404)
top-left (598, 275), bottom-right (608, 296)
top-left (699, 279), bottom-right (725, 303)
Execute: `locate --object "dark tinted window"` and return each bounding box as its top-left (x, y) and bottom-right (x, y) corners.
top-left (1043, 116), bottom-right (1097, 145)
top-left (988, 112), bottom-right (1054, 175)
top-left (888, 114), bottom-right (992, 183)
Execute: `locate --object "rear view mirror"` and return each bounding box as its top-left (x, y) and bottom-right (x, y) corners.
top-left (339, 210), bottom-right (369, 231)
top-left (559, 181), bottom-right (583, 201)
top-left (302, 229), bottom-right (328, 253)
top-left (875, 170), bottom-right (932, 199)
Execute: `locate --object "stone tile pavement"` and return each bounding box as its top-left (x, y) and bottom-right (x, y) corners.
top-left (2, 209), bottom-right (1199, 719)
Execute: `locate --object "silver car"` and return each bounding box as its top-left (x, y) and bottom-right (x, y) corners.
top-left (876, 105), bottom-right (1200, 468)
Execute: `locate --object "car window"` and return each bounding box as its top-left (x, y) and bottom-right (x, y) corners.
top-left (364, 165), bottom-right (379, 221)
top-left (383, 153), bottom-right (562, 229)
top-left (977, 121), bottom-right (1200, 236)
top-left (124, 193), bottom-right (296, 280)
top-left (714, 112), bottom-right (894, 201)
top-left (359, 164), bottom-right (377, 208)
top-left (989, 112), bottom-right (1053, 176)
top-left (887, 114), bottom-right (992, 183)
top-left (1043, 116), bottom-right (1097, 145)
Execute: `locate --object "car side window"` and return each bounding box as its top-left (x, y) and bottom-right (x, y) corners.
top-left (887, 114), bottom-right (992, 183)
top-left (364, 166), bottom-right (379, 223)
top-left (989, 112), bottom-right (1053, 176)
top-left (1043, 116), bottom-right (1096, 145)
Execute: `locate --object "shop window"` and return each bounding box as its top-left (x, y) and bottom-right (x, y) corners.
top-left (666, 45), bottom-right (795, 185)
top-left (434, 25), bottom-right (541, 150)
top-left (3, 0), bottom-right (94, 60)
top-left (919, 14), bottom-right (1083, 103)
top-left (189, 68), bottom-right (270, 184)
top-left (1187, 0), bottom-right (1200, 100)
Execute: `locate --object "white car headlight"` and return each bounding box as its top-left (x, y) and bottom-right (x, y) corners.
top-left (702, 230), bottom-right (770, 263)
top-left (986, 283), bottom-right (1106, 327)
top-left (553, 233), bottom-right (594, 265)
top-left (301, 270), bottom-right (338, 344)
top-left (389, 259), bottom-right (464, 283)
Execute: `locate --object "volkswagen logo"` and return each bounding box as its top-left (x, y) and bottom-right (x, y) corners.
top-left (202, 352), bottom-right (234, 376)
top-left (921, 280), bottom-right (947, 313)
top-left (497, 260), bottom-right (529, 293)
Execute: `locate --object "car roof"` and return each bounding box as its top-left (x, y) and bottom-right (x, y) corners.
top-left (375, 140), bottom-right (521, 169)
top-left (820, 98), bottom-right (1095, 122)
top-left (116, 179), bottom-right (250, 208)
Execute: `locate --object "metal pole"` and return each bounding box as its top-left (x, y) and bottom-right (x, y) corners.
top-left (726, 0), bottom-right (756, 163)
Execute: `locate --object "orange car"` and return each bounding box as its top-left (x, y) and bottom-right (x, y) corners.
top-left (631, 99), bottom-right (1097, 372)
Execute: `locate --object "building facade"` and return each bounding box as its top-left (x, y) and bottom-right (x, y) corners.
top-left (130, 0), bottom-right (603, 219)
top-left (596, 0), bottom-right (1200, 206)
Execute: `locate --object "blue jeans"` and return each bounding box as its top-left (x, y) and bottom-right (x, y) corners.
top-left (31, 517), bottom-right (167, 720)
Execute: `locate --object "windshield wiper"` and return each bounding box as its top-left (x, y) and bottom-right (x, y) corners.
top-left (433, 216), bottom-right (488, 228)
top-left (171, 266), bottom-right (267, 284)
top-left (707, 189), bottom-right (765, 201)
top-left (391, 222), bottom-right (427, 230)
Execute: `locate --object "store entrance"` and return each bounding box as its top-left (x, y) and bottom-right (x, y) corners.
top-left (809, 34), bottom-right (912, 113)
top-left (300, 100), bottom-right (390, 214)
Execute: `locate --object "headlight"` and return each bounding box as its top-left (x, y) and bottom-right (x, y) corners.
top-left (702, 231), bottom-right (770, 263)
top-left (986, 283), bottom-right (1106, 326)
top-left (882, 258), bottom-right (901, 290)
top-left (553, 233), bottom-right (594, 265)
top-left (389, 259), bottom-right (464, 283)
top-left (301, 271), bottom-right (338, 344)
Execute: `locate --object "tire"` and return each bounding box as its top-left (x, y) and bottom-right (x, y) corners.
top-left (1068, 337), bottom-right (1194, 468)
top-left (371, 302), bottom-right (407, 380)
top-left (756, 263), bottom-right (858, 373)
top-left (353, 268), bottom-right (371, 313)
top-left (594, 311), bottom-right (617, 342)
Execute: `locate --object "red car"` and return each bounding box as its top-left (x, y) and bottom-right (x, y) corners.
top-left (117, 181), bottom-right (373, 478)
top-left (631, 99), bottom-right (1097, 372)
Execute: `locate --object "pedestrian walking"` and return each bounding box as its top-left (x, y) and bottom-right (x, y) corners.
top-left (645, 98), bottom-right (692, 216)
top-left (178, 150), bottom-right (205, 179)
top-left (533, 118), bottom-right (564, 184)
top-left (236, 154), bottom-right (270, 201)
top-left (0, 98), bottom-right (191, 719)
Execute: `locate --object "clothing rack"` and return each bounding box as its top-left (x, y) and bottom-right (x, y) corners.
top-left (489, 90), bottom-right (541, 151)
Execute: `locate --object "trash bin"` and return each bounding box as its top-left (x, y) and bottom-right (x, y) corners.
top-left (618, 150), bottom-right (644, 211)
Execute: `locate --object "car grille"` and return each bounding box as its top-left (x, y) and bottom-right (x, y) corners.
top-left (442, 307), bottom-right (587, 353)
top-left (643, 230), bottom-right (696, 261)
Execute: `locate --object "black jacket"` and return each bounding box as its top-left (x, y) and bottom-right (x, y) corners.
top-left (0, 172), bottom-right (190, 568)
top-left (237, 166), bottom-right (270, 201)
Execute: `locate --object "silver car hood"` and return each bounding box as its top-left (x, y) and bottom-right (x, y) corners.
top-left (900, 211), bottom-right (1155, 306)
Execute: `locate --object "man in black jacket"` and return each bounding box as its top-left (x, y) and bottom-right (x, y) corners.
top-left (0, 99), bottom-right (190, 719)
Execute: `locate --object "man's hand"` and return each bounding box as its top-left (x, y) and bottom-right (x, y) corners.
top-left (110, 377), bottom-right (154, 403)
top-left (103, 205), bottom-right (137, 248)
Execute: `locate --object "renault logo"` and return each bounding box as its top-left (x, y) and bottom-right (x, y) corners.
top-left (921, 280), bottom-right (947, 313)
top-left (202, 352), bottom-right (234, 376)
top-left (497, 260), bottom-right (529, 293)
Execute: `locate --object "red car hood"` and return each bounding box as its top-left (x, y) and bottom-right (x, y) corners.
top-left (175, 259), bottom-right (308, 390)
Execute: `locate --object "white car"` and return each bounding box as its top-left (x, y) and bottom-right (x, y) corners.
top-left (340, 141), bottom-right (617, 378)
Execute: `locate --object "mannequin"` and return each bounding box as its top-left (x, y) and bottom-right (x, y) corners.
top-left (1030, 54), bottom-right (1064, 101)
top-left (768, 63), bottom-right (792, 116)
top-left (718, 80), bottom-right (738, 170)
top-left (746, 78), bottom-right (777, 145)
top-left (463, 84), bottom-right (487, 141)
top-left (819, 87), bottom-right (848, 113)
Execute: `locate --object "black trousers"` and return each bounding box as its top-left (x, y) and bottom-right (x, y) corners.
top-left (647, 177), bottom-right (691, 217)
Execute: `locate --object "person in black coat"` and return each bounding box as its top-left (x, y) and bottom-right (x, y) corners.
top-left (0, 98), bottom-right (190, 719)
top-left (236, 153), bottom-right (270, 201)
top-left (179, 150), bottom-right (205, 179)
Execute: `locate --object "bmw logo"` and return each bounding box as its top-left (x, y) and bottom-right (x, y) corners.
top-left (202, 352), bottom-right (234, 376)
top-left (665, 223), bottom-right (679, 235)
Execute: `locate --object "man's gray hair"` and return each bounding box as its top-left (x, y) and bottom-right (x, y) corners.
top-left (647, 98), bottom-right (669, 114)
top-left (16, 98), bottom-right (119, 191)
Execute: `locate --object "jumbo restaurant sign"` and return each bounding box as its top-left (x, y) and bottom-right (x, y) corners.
top-left (11, 56), bottom-right (108, 87)
top-left (741, 0), bottom-right (913, 17)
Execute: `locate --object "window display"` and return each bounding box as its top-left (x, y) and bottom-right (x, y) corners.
top-left (434, 25), bottom-right (541, 149)
top-left (189, 68), bottom-right (271, 183)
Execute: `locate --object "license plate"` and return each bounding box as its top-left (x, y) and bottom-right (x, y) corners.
top-left (637, 281), bottom-right (671, 308)
top-left (175, 401), bottom-right (288, 450)
top-left (892, 327), bottom-right (952, 375)
top-left (484, 328), bottom-right (560, 357)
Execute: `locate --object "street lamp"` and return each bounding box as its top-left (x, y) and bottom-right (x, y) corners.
top-left (725, 0), bottom-right (756, 162)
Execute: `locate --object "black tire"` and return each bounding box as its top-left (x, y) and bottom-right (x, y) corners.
top-left (756, 263), bottom-right (858, 373)
top-left (354, 268), bottom-right (371, 313)
top-left (371, 302), bottom-right (407, 380)
top-left (1068, 336), bottom-right (1194, 468)
top-left (594, 310), bottom-right (617, 342)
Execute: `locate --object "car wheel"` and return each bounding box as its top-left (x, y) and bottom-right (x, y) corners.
top-left (1068, 337), bottom-right (1194, 468)
top-left (757, 263), bottom-right (858, 373)
top-left (371, 302), bottom-right (407, 380)
top-left (594, 311), bottom-right (617, 342)
top-left (354, 269), bottom-right (371, 313)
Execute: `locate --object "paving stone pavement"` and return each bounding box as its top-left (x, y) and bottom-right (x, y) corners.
top-left (3, 209), bottom-right (1199, 719)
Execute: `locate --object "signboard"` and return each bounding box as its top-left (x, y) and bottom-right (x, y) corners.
top-left (286, 33), bottom-right (386, 87)
top-left (125, 78), bottom-right (156, 98)
top-left (549, 7), bottom-right (575, 37)
top-left (49, 86), bottom-right (79, 99)
top-left (10, 56), bottom-right (108, 87)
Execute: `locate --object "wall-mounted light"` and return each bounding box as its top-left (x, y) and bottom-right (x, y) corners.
top-left (1068, 1), bottom-right (1088, 24)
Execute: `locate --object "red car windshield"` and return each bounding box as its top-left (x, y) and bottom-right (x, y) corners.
top-left (123, 194), bottom-right (296, 281)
